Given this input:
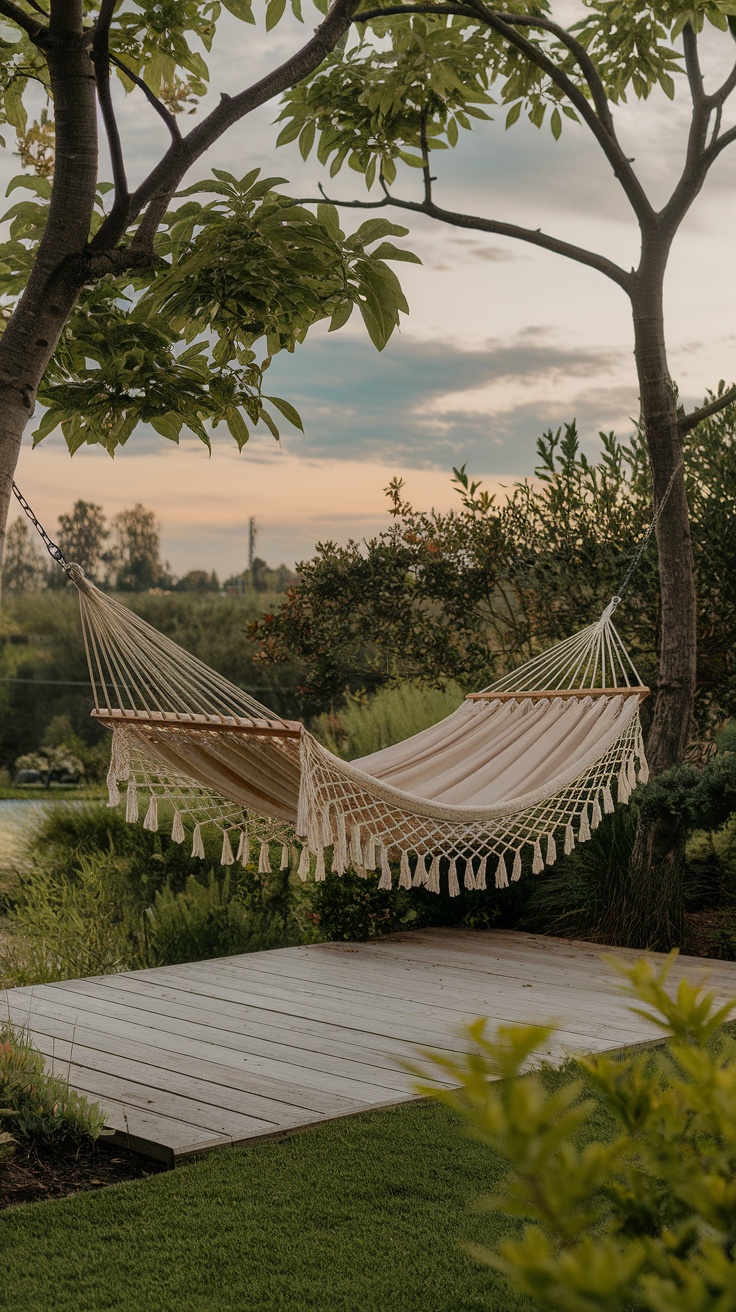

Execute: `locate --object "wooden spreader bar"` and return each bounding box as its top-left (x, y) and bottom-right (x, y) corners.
top-left (91, 708), bottom-right (303, 739)
top-left (466, 686), bottom-right (650, 703)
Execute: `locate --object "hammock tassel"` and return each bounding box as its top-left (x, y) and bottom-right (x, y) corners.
top-left (464, 858), bottom-right (475, 891)
top-left (564, 823), bottom-right (575, 856)
top-left (258, 840), bottom-right (271, 875)
top-left (321, 807), bottom-right (333, 849)
top-left (143, 793), bottom-right (158, 833)
top-left (448, 858), bottom-right (460, 898)
top-left (602, 784), bottom-right (614, 815)
top-left (192, 824), bottom-right (205, 859)
top-left (126, 779), bottom-right (139, 824)
top-left (579, 808), bottom-right (591, 843)
top-left (221, 831), bottom-right (235, 866)
top-left (591, 796), bottom-right (602, 829)
top-left (413, 854), bottom-right (429, 888)
top-left (495, 854), bottom-right (509, 890)
top-left (511, 850), bottom-right (522, 882)
top-left (626, 756), bottom-right (637, 793)
top-left (236, 829), bottom-right (249, 865)
top-left (532, 840), bottom-right (544, 875)
top-left (350, 826), bottom-right (363, 868)
top-left (399, 851), bottom-right (412, 890)
top-left (378, 846), bottom-right (392, 891)
top-left (475, 855), bottom-right (488, 890)
top-left (617, 767), bottom-right (631, 805)
top-left (638, 755), bottom-right (650, 784)
top-left (364, 834), bottom-right (377, 871)
top-left (315, 847), bottom-right (326, 881)
top-left (280, 844), bottom-right (290, 871)
top-left (297, 845), bottom-right (310, 882)
top-left (545, 834), bottom-right (557, 866)
top-left (107, 773), bottom-right (120, 808)
top-left (428, 856), bottom-right (441, 894)
top-left (171, 811), bottom-right (185, 844)
top-left (335, 811), bottom-right (348, 874)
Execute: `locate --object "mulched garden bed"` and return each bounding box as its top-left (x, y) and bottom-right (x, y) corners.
top-left (1, 1139), bottom-right (167, 1210)
top-left (682, 909), bottom-right (736, 962)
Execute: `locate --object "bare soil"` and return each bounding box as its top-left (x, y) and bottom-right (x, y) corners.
top-left (0, 1139), bottom-right (166, 1210)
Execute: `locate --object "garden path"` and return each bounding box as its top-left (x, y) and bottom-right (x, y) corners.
top-left (3, 928), bottom-right (736, 1166)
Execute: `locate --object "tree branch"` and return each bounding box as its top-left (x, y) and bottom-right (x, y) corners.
top-left (308, 182), bottom-right (632, 290)
top-left (419, 106), bottom-right (432, 206)
top-left (679, 384), bottom-right (736, 435)
top-left (658, 26), bottom-right (711, 232)
top-left (358, 3), bottom-right (617, 133)
top-left (702, 123), bottom-right (736, 169)
top-left (0, 0), bottom-right (46, 39)
top-left (109, 53), bottom-right (181, 144)
top-left (682, 22), bottom-right (706, 110)
top-left (710, 56), bottom-right (736, 106)
top-left (90, 0), bottom-right (363, 258)
top-left (91, 0), bottom-right (129, 230)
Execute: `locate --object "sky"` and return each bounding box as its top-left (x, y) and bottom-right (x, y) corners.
top-left (7, 6), bottom-right (736, 576)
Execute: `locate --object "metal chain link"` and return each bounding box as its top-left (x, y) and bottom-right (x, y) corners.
top-left (11, 481), bottom-right (72, 574)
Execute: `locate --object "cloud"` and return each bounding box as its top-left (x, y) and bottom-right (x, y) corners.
top-left (259, 328), bottom-right (637, 472)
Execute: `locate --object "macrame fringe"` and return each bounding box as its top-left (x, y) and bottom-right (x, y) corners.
top-left (564, 823), bottom-right (574, 856)
top-left (171, 811), bottom-right (185, 844)
top-left (476, 855), bottom-right (488, 890)
top-left (350, 825), bottom-right (363, 868)
top-left (364, 834), bottom-right (376, 871)
top-left (221, 831), bottom-right (235, 866)
top-left (379, 846), bottom-right (392, 891)
top-left (236, 829), bottom-right (249, 864)
top-left (603, 784), bottom-right (614, 814)
top-left (281, 844), bottom-right (290, 870)
top-left (592, 796), bottom-right (602, 829)
top-left (335, 811), bottom-right (348, 875)
top-left (143, 793), bottom-right (158, 833)
top-left (448, 858), bottom-right (460, 898)
top-left (464, 858), bottom-right (475, 891)
top-left (511, 850), bottom-right (522, 882)
top-left (399, 850), bottom-right (412, 890)
top-left (545, 834), bottom-right (556, 866)
top-left (126, 778), bottom-right (138, 824)
top-left (532, 840), bottom-right (544, 875)
top-left (495, 854), bottom-right (509, 890)
top-left (315, 848), bottom-right (326, 881)
top-left (192, 824), bottom-right (205, 859)
top-left (413, 854), bottom-right (429, 888)
top-left (258, 840), bottom-right (271, 875)
top-left (297, 845), bottom-right (310, 882)
top-left (428, 856), bottom-right (440, 894)
top-left (579, 807), bottom-right (591, 842)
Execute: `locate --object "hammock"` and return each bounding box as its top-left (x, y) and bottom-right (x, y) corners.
top-left (64, 561), bottom-right (649, 896)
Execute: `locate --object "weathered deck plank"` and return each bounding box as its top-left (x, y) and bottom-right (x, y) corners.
top-left (3, 929), bottom-right (735, 1165)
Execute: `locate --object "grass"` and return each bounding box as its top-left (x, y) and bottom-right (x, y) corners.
top-left (0, 1099), bottom-right (538, 1312)
top-left (0, 785), bottom-right (106, 801)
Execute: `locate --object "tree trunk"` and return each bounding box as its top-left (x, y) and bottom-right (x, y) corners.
top-left (597, 243), bottom-right (696, 949)
top-left (0, 3), bottom-right (98, 585)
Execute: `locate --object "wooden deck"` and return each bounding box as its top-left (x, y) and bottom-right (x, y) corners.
top-left (3, 929), bottom-right (736, 1166)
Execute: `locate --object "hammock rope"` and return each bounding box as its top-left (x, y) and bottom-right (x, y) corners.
top-left (10, 482), bottom-right (655, 895)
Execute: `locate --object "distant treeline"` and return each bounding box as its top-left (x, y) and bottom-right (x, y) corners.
top-left (0, 590), bottom-right (314, 773)
top-left (2, 500), bottom-right (298, 595)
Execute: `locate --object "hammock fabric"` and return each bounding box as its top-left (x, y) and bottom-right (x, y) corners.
top-left (69, 564), bottom-right (649, 896)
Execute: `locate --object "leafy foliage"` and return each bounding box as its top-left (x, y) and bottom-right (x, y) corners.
top-left (0, 171), bottom-right (418, 455)
top-left (251, 402), bottom-right (736, 742)
top-left (0, 1023), bottom-right (108, 1152)
top-left (414, 952), bottom-right (736, 1312)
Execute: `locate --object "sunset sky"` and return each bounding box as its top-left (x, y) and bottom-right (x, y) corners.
top-left (8, 8), bottom-right (736, 577)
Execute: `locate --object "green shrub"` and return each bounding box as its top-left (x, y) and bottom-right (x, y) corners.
top-left (416, 952), bottom-right (736, 1312)
top-left (0, 1023), bottom-right (108, 1152)
top-left (312, 681), bottom-right (465, 760)
top-left (143, 867), bottom-right (298, 966)
top-left (0, 849), bottom-right (136, 986)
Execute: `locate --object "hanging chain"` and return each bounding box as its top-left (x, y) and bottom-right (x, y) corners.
top-left (606, 459), bottom-right (684, 614)
top-left (11, 481), bottom-right (72, 575)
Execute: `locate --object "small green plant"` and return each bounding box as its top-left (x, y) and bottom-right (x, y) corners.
top-left (0, 849), bottom-right (135, 986)
top-left (0, 1023), bottom-right (108, 1152)
top-left (415, 953), bottom-right (736, 1312)
top-left (143, 867), bottom-right (295, 967)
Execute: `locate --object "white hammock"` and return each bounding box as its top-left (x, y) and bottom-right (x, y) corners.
top-left (65, 563), bottom-right (649, 896)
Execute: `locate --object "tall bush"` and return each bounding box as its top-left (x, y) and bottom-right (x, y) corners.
top-left (416, 954), bottom-right (736, 1312)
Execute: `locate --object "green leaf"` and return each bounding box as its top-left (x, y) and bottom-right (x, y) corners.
top-left (222, 0), bottom-right (255, 21)
top-left (266, 0), bottom-right (287, 31)
top-left (505, 101), bottom-right (522, 130)
top-left (267, 395), bottom-right (304, 430)
top-left (550, 107), bottom-right (562, 141)
top-left (226, 407), bottom-right (250, 449)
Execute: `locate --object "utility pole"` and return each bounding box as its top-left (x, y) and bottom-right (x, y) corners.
top-left (248, 516), bottom-right (257, 571)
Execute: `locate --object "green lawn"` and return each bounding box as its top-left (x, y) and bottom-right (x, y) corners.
top-left (1, 1100), bottom-right (535, 1312)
